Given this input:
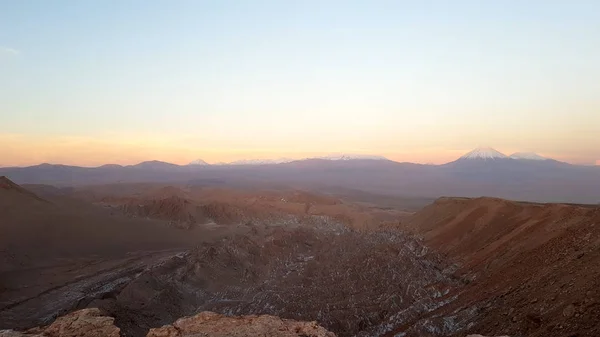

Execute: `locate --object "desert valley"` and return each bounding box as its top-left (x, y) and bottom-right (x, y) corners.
top-left (3, 1), bottom-right (599, 335)
top-left (1, 149), bottom-right (599, 337)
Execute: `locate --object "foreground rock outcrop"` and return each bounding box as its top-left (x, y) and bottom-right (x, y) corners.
top-left (147, 311), bottom-right (336, 337)
top-left (0, 309), bottom-right (335, 337)
top-left (0, 309), bottom-right (120, 337)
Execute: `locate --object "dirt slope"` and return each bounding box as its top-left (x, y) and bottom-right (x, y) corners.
top-left (1, 177), bottom-right (48, 204)
top-left (0, 178), bottom-right (210, 270)
top-left (402, 197), bottom-right (600, 337)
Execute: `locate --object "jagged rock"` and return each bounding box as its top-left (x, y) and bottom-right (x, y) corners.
top-left (0, 309), bottom-right (119, 337)
top-left (466, 335), bottom-right (510, 337)
top-left (42, 308), bottom-right (120, 337)
top-left (147, 311), bottom-right (336, 337)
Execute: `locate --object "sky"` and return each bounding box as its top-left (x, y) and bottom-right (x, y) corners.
top-left (1, 0), bottom-right (599, 166)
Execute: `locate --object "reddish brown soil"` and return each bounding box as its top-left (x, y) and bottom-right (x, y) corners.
top-left (402, 197), bottom-right (600, 337)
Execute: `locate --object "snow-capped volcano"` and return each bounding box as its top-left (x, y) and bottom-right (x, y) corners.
top-left (459, 147), bottom-right (508, 160)
top-left (224, 158), bottom-right (294, 165)
top-left (188, 159), bottom-right (210, 166)
top-left (215, 154), bottom-right (389, 165)
top-left (509, 152), bottom-right (548, 161)
top-left (314, 154), bottom-right (389, 161)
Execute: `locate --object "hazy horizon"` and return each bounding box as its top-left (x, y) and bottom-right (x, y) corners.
top-left (1, 146), bottom-right (599, 168)
top-left (2, 1), bottom-right (599, 166)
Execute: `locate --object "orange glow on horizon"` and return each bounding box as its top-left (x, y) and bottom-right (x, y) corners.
top-left (0, 134), bottom-right (596, 167)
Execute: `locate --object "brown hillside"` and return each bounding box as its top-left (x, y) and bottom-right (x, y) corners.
top-left (401, 197), bottom-right (600, 337)
top-left (0, 176), bottom-right (48, 204)
top-left (0, 179), bottom-right (240, 330)
top-left (405, 197), bottom-right (600, 271)
top-left (77, 185), bottom-right (410, 230)
top-left (0, 178), bottom-right (218, 272)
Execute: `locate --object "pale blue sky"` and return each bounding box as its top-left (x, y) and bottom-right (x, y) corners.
top-left (1, 0), bottom-right (599, 165)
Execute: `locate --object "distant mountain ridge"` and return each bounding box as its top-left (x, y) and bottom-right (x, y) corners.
top-left (223, 158), bottom-right (295, 165)
top-left (2, 148), bottom-right (598, 204)
top-left (1, 148), bottom-right (576, 169)
top-left (186, 154), bottom-right (388, 166)
top-left (129, 160), bottom-right (181, 169)
top-left (313, 154), bottom-right (389, 161)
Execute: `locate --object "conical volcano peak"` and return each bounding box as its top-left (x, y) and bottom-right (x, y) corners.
top-left (459, 147), bottom-right (508, 160)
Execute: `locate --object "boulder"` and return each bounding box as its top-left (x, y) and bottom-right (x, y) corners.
top-left (147, 311), bottom-right (336, 337)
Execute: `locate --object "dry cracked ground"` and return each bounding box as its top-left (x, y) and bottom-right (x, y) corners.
top-left (1, 177), bottom-right (599, 336)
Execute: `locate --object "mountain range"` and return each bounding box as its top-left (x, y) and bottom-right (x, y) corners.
top-left (189, 149), bottom-right (559, 166)
top-left (191, 154), bottom-right (389, 166)
top-left (1, 148), bottom-right (599, 204)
